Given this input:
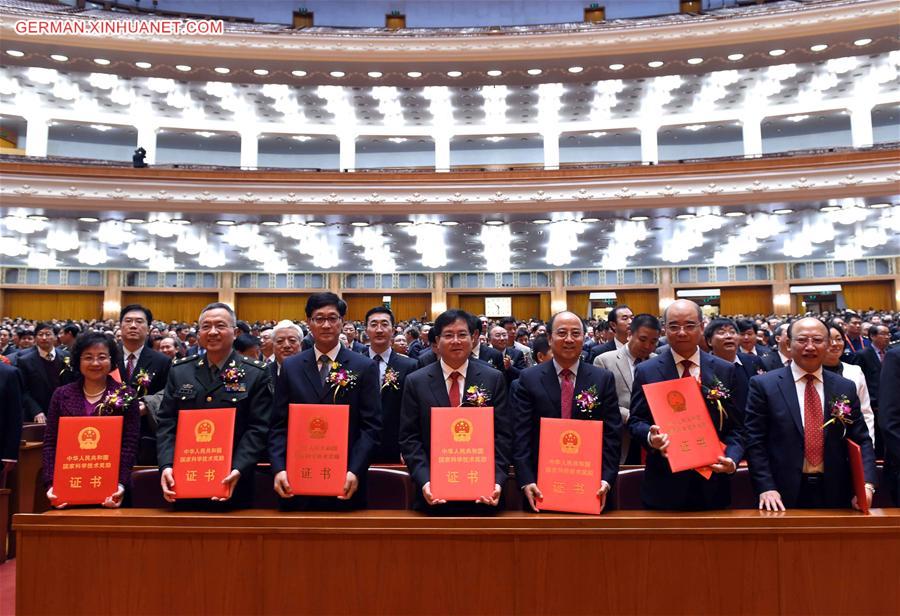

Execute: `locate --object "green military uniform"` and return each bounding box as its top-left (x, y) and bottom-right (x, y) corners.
top-left (156, 351), bottom-right (272, 506)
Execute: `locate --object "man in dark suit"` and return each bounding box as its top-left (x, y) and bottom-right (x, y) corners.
top-left (270, 293), bottom-right (382, 510)
top-left (745, 317), bottom-right (876, 511)
top-left (0, 362), bottom-right (23, 483)
top-left (736, 319), bottom-right (773, 358)
top-left (16, 322), bottom-right (70, 423)
top-left (488, 324), bottom-right (526, 385)
top-left (879, 346), bottom-right (900, 505)
top-left (268, 320), bottom-right (303, 379)
top-left (405, 326), bottom-right (424, 359)
top-left (513, 311), bottom-right (621, 512)
top-left (855, 324), bottom-right (891, 456)
top-left (342, 322), bottom-right (368, 355)
top-left (471, 319), bottom-right (504, 372)
top-left (705, 318), bottom-right (764, 417)
top-left (761, 323), bottom-right (791, 371)
top-left (399, 309), bottom-right (509, 512)
top-left (589, 305), bottom-right (633, 363)
top-left (843, 311), bottom-right (871, 356)
top-left (0, 327), bottom-right (13, 356)
top-left (628, 300), bottom-right (743, 510)
top-left (157, 303), bottom-right (272, 507)
top-left (364, 306), bottom-right (418, 463)
top-left (416, 327), bottom-right (440, 368)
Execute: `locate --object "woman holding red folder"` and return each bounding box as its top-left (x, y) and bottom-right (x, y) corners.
top-left (42, 332), bottom-right (141, 508)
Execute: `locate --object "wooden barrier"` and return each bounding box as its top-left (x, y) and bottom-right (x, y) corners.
top-left (14, 508), bottom-right (900, 615)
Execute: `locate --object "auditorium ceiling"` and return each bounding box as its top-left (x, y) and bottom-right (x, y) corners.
top-left (2, 200), bottom-right (897, 273)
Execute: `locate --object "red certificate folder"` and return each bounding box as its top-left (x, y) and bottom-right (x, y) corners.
top-left (642, 378), bottom-right (722, 473)
top-left (537, 418), bottom-right (604, 515)
top-left (286, 404), bottom-right (349, 496)
top-left (173, 408), bottom-right (235, 499)
top-left (847, 439), bottom-right (869, 514)
top-left (53, 416), bottom-right (123, 505)
top-left (430, 406), bottom-right (495, 501)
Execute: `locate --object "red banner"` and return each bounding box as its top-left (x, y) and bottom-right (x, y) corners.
top-left (430, 407), bottom-right (495, 501)
top-left (847, 439), bottom-right (869, 514)
top-left (53, 416), bottom-right (123, 505)
top-left (537, 418), bottom-right (604, 515)
top-left (172, 408), bottom-right (235, 499)
top-left (642, 378), bottom-right (722, 473)
top-left (286, 404), bottom-right (349, 496)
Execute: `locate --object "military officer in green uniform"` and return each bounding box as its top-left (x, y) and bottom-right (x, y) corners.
top-left (157, 302), bottom-right (272, 508)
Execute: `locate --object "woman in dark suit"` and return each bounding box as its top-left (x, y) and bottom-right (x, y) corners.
top-left (43, 332), bottom-right (140, 508)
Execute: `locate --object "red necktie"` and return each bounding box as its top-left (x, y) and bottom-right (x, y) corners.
top-left (803, 374), bottom-right (824, 468)
top-left (560, 368), bottom-right (574, 419)
top-left (126, 353), bottom-right (136, 381)
top-left (680, 359), bottom-right (694, 379)
top-left (448, 371), bottom-right (462, 407)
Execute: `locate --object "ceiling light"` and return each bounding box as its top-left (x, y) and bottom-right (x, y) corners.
top-left (124, 218), bottom-right (144, 224)
top-left (6, 50), bottom-right (24, 57)
top-left (853, 38), bottom-right (872, 46)
top-left (486, 136), bottom-right (505, 142)
top-left (532, 219), bottom-right (550, 225)
top-left (291, 70), bottom-right (308, 77)
top-left (727, 53), bottom-right (744, 61)
top-left (446, 70), bottom-right (462, 78)
top-left (367, 71), bottom-right (383, 78)
top-left (195, 131), bottom-right (215, 138)
top-left (810, 44), bottom-right (828, 52)
top-left (307, 221), bottom-right (326, 227)
top-left (292, 135), bottom-right (312, 141)
top-left (630, 215), bottom-right (649, 221)
top-left (786, 114), bottom-right (809, 122)
top-left (485, 220), bottom-right (504, 226)
top-left (407, 71), bottom-right (422, 78)
top-left (580, 217), bottom-right (599, 223)
top-left (214, 67), bottom-right (230, 74)
top-left (440, 220), bottom-right (459, 226)
top-left (527, 68), bottom-right (543, 76)
top-left (608, 63), bottom-right (625, 71)
top-left (93, 58), bottom-right (110, 65)
top-left (819, 205), bottom-right (842, 212)
top-left (172, 219), bottom-right (190, 225)
top-left (253, 69), bottom-right (269, 76)
top-left (27, 215), bottom-right (48, 221)
top-left (773, 208), bottom-right (793, 215)
top-left (687, 57), bottom-right (704, 65)
top-left (78, 217), bottom-right (99, 222)
top-left (90, 124), bottom-right (112, 131)
top-left (50, 54), bottom-right (68, 62)
top-left (868, 202), bottom-right (891, 209)
top-left (350, 221), bottom-right (370, 227)
top-left (487, 69), bottom-right (503, 77)
top-left (684, 124), bottom-right (705, 131)
top-left (394, 221), bottom-right (414, 228)
top-left (329, 71), bottom-right (345, 78)
top-left (216, 219), bottom-right (236, 226)
top-left (175, 64), bottom-right (191, 71)
top-left (768, 49), bottom-right (786, 57)
top-left (724, 211), bottom-right (746, 217)
top-left (647, 60), bottom-right (664, 68)
top-left (135, 61), bottom-right (152, 69)
top-left (675, 213), bottom-right (696, 220)
top-left (261, 220), bottom-right (280, 226)
top-left (587, 131), bottom-right (606, 138)
top-left (568, 66), bottom-right (584, 73)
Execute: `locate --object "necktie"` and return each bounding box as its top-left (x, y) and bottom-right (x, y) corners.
top-left (560, 368), bottom-right (574, 420)
top-left (373, 354), bottom-right (384, 383)
top-left (319, 355), bottom-right (331, 386)
top-left (126, 353), bottom-right (136, 380)
top-left (448, 371), bottom-right (462, 407)
top-left (803, 374), bottom-right (824, 469)
top-left (680, 359), bottom-right (693, 379)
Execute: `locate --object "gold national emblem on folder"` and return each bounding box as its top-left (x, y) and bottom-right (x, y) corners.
top-left (559, 430), bottom-right (581, 454)
top-left (452, 418), bottom-right (472, 442)
top-left (77, 426), bottom-right (100, 450)
top-left (194, 419), bottom-right (215, 443)
top-left (666, 390), bottom-right (687, 413)
top-left (309, 416), bottom-right (328, 439)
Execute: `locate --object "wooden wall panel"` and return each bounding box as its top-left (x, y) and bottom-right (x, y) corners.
top-left (234, 294), bottom-right (311, 323)
top-left (121, 292), bottom-right (217, 324)
top-left (567, 292), bottom-right (590, 319)
top-left (344, 294), bottom-right (390, 322)
top-left (387, 294), bottom-right (431, 322)
top-left (445, 294), bottom-right (548, 320)
top-left (511, 294), bottom-right (542, 321)
top-left (4, 290), bottom-right (102, 320)
top-left (720, 286), bottom-right (773, 315)
top-left (615, 289), bottom-right (659, 316)
top-left (842, 281), bottom-right (894, 311)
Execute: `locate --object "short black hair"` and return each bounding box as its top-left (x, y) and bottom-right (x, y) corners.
top-left (72, 332), bottom-right (119, 376)
top-left (735, 319), bottom-right (757, 334)
top-left (305, 292), bottom-right (347, 318)
top-left (531, 335), bottom-right (550, 359)
top-left (607, 305), bottom-right (632, 328)
top-left (235, 320), bottom-right (251, 335)
top-left (18, 328), bottom-right (34, 337)
top-left (548, 311), bottom-right (586, 334)
top-left (498, 317), bottom-right (517, 328)
top-left (427, 325), bottom-right (439, 344)
top-left (365, 306), bottom-right (394, 326)
top-left (34, 322), bottom-right (58, 336)
top-left (62, 324), bottom-right (81, 337)
top-left (515, 327), bottom-right (529, 339)
top-left (704, 318), bottom-right (738, 343)
top-left (199, 302), bottom-right (236, 325)
top-left (469, 313), bottom-right (486, 335)
top-left (405, 325), bottom-right (420, 337)
top-left (120, 304), bottom-right (153, 323)
top-left (433, 309), bottom-right (475, 338)
top-left (233, 334), bottom-right (260, 352)
top-left (868, 324), bottom-right (888, 340)
top-left (630, 314), bottom-right (661, 334)
top-left (825, 319), bottom-right (846, 339)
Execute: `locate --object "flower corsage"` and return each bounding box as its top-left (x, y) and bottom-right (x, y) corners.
top-left (96, 383), bottom-right (136, 416)
top-left (703, 377), bottom-right (731, 430)
top-left (463, 384), bottom-right (491, 407)
top-left (326, 362), bottom-right (358, 402)
top-left (221, 361), bottom-right (246, 393)
top-left (575, 384), bottom-right (599, 415)
top-left (381, 366), bottom-right (400, 391)
top-left (822, 395), bottom-right (853, 437)
top-left (134, 368), bottom-right (154, 396)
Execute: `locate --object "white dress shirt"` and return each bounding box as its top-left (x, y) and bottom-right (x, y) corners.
top-left (314, 344), bottom-right (341, 366)
top-left (439, 359), bottom-right (468, 404)
top-left (552, 358), bottom-right (580, 385)
top-left (369, 347), bottom-right (392, 382)
top-left (37, 347), bottom-right (56, 362)
top-left (789, 362), bottom-right (824, 429)
top-left (671, 348), bottom-right (701, 381)
top-left (122, 343), bottom-right (144, 367)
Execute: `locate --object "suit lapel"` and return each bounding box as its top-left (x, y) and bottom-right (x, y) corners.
top-left (776, 368), bottom-right (803, 436)
top-left (300, 352), bottom-right (325, 399)
top-left (656, 349), bottom-right (679, 381)
top-left (540, 362), bottom-right (562, 418)
top-left (616, 350), bottom-right (633, 390)
top-left (428, 362), bottom-right (451, 408)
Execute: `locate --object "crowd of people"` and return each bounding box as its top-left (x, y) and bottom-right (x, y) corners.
top-left (0, 298), bottom-right (897, 513)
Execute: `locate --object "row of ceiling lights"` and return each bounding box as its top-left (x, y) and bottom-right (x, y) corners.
top-left (4, 39), bottom-right (875, 78)
top-left (20, 202), bottom-right (892, 228)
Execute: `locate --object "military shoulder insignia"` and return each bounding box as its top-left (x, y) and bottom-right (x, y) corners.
top-left (173, 355), bottom-right (201, 366)
top-left (240, 356), bottom-right (266, 371)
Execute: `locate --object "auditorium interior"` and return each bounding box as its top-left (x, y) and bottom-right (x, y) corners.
top-left (0, 0), bottom-right (899, 614)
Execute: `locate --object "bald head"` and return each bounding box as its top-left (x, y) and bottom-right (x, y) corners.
top-left (664, 299), bottom-right (702, 324)
top-left (664, 299), bottom-right (703, 358)
top-left (788, 317), bottom-right (829, 373)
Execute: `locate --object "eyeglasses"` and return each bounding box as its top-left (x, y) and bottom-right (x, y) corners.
top-left (274, 337), bottom-right (300, 346)
top-left (553, 329), bottom-right (584, 339)
top-left (440, 332), bottom-right (471, 342)
top-left (793, 336), bottom-right (827, 346)
top-left (122, 318), bottom-right (147, 326)
top-left (81, 355), bottom-right (110, 364)
top-left (666, 323), bottom-right (700, 333)
top-left (310, 316), bottom-right (341, 326)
